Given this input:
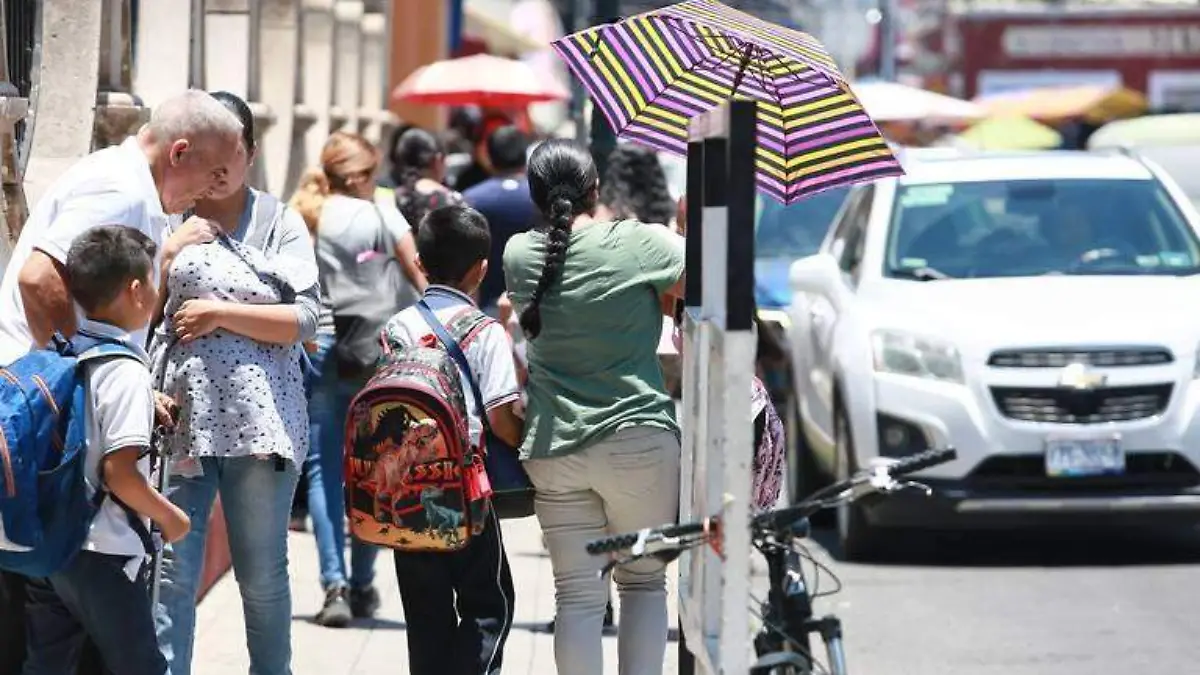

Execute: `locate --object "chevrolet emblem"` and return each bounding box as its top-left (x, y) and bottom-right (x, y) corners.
top-left (1058, 362), bottom-right (1107, 390)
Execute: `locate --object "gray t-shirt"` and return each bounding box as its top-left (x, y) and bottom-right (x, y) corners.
top-left (314, 194), bottom-right (414, 333)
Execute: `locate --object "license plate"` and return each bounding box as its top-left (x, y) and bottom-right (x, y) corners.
top-left (1045, 437), bottom-right (1124, 477)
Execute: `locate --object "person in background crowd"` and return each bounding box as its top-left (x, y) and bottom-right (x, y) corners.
top-left (150, 91), bottom-right (319, 675)
top-left (454, 113), bottom-right (512, 193)
top-left (392, 128), bottom-right (465, 228)
top-left (382, 204), bottom-right (523, 675)
top-left (504, 139), bottom-right (684, 675)
top-left (597, 144), bottom-right (678, 228)
top-left (463, 125), bottom-right (536, 314)
top-left (375, 122), bottom-right (417, 194)
top-left (289, 131), bottom-right (423, 628)
top-left (0, 89), bottom-right (243, 675)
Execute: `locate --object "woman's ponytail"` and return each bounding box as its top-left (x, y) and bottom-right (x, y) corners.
top-left (289, 167), bottom-right (331, 238)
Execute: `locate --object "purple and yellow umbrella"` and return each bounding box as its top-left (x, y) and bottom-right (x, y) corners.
top-left (552, 0), bottom-right (902, 203)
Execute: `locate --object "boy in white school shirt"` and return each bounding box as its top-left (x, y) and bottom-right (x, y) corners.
top-left (381, 205), bottom-right (523, 675)
top-left (21, 226), bottom-right (191, 675)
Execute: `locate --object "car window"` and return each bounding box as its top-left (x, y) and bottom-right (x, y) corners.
top-left (754, 186), bottom-right (850, 260)
top-left (838, 186), bottom-right (874, 279)
top-left (883, 178), bottom-right (1200, 279)
top-left (827, 188), bottom-right (864, 260)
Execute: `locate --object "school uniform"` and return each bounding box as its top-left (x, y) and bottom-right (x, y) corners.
top-left (383, 285), bottom-right (519, 675)
top-left (22, 319), bottom-right (166, 675)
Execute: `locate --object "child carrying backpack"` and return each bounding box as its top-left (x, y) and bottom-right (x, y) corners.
top-left (0, 226), bottom-right (190, 675)
top-left (344, 205), bottom-right (524, 675)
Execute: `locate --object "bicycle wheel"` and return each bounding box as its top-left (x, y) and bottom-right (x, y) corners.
top-left (749, 649), bottom-right (812, 675)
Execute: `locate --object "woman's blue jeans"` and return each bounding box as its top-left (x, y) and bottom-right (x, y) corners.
top-left (305, 335), bottom-right (380, 591)
top-left (155, 456), bottom-right (300, 675)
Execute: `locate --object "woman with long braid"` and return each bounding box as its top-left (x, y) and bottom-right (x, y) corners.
top-left (503, 139), bottom-right (684, 675)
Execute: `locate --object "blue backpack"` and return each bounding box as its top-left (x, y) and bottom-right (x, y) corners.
top-left (0, 331), bottom-right (151, 577)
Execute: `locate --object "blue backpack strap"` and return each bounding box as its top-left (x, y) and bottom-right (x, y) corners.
top-left (416, 300), bottom-right (491, 438)
top-left (74, 336), bottom-right (157, 558)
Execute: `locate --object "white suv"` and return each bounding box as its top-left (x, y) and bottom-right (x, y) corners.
top-left (786, 149), bottom-right (1200, 559)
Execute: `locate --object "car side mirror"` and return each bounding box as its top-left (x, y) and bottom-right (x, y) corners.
top-left (790, 254), bottom-right (840, 297)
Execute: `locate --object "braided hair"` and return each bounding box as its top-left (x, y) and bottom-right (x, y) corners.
top-left (519, 139), bottom-right (599, 339)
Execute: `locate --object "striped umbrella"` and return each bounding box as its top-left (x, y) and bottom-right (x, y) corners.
top-left (551, 0), bottom-right (902, 203)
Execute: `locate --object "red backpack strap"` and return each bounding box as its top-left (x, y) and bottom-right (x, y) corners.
top-left (444, 306), bottom-right (495, 350)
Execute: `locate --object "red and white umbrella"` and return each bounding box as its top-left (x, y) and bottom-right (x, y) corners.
top-left (393, 53), bottom-right (570, 107)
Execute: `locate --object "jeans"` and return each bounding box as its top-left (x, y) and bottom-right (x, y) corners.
top-left (392, 509), bottom-right (514, 675)
top-left (24, 552), bottom-right (167, 675)
top-left (305, 334), bottom-right (379, 591)
top-left (0, 571), bottom-right (26, 674)
top-left (523, 426), bottom-right (681, 675)
top-left (155, 456), bottom-right (299, 675)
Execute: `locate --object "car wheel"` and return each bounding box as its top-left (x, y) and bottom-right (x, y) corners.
top-left (785, 395), bottom-right (829, 514)
top-left (834, 401), bottom-right (881, 562)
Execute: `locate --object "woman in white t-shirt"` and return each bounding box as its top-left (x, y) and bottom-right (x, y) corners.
top-left (289, 131), bottom-right (425, 627)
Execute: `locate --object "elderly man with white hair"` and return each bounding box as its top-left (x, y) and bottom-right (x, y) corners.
top-left (0, 88), bottom-right (244, 675)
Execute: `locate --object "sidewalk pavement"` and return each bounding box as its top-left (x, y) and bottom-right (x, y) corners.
top-left (193, 516), bottom-right (681, 674)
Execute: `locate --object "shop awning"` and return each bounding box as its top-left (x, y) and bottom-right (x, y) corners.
top-left (464, 4), bottom-right (545, 56)
top-left (974, 85), bottom-right (1147, 124)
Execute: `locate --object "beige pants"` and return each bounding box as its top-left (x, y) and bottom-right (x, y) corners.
top-left (524, 426), bottom-right (681, 675)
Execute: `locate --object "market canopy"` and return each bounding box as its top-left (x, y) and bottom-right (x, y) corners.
top-left (973, 84), bottom-right (1147, 124)
top-left (850, 80), bottom-right (983, 124)
top-left (1088, 113), bottom-right (1200, 149)
top-left (957, 115), bottom-right (1062, 150)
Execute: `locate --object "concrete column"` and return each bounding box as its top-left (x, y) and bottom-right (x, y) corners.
top-left (0, 0), bottom-right (29, 267)
top-left (23, 0), bottom-right (103, 211)
top-left (134, 0), bottom-right (206, 108)
top-left (206, 0), bottom-right (275, 189)
top-left (95, 0), bottom-right (149, 150)
top-left (388, 0), bottom-right (448, 132)
top-left (331, 1), bottom-right (364, 134)
top-left (293, 0), bottom-right (335, 186)
top-left (358, 12), bottom-right (388, 144)
top-left (259, 0), bottom-right (300, 196)
top-left (205, 0), bottom-right (252, 98)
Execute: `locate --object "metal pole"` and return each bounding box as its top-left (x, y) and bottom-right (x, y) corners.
top-left (589, 0), bottom-right (619, 175)
top-left (878, 0), bottom-right (897, 81)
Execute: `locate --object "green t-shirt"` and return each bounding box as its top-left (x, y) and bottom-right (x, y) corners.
top-left (503, 219), bottom-right (685, 460)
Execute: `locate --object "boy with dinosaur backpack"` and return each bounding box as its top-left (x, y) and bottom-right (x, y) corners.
top-left (4, 226), bottom-right (190, 674)
top-left (346, 205), bottom-right (522, 675)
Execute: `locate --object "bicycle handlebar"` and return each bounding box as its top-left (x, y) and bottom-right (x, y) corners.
top-left (586, 446), bottom-right (957, 557)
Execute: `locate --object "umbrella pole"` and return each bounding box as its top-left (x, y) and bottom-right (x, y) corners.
top-left (730, 45), bottom-right (754, 99)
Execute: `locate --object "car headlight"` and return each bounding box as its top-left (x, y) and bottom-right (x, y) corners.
top-left (872, 330), bottom-right (964, 384)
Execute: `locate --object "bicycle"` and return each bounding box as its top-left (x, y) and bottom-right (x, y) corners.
top-left (586, 446), bottom-right (958, 675)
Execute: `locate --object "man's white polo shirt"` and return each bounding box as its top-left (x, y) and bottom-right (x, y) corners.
top-left (0, 136), bottom-right (168, 367)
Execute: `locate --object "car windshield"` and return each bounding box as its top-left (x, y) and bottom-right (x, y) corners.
top-left (884, 178), bottom-right (1200, 279)
top-left (755, 187), bottom-right (850, 259)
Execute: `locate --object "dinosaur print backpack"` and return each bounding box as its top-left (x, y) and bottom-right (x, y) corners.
top-left (343, 309), bottom-right (492, 553)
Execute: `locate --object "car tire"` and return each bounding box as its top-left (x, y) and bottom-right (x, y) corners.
top-left (833, 400), bottom-right (882, 562)
top-left (785, 395), bottom-right (830, 519)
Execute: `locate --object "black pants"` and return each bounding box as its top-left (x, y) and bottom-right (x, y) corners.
top-left (0, 571), bottom-right (26, 675)
top-left (22, 552), bottom-right (166, 675)
top-left (1, 573), bottom-right (105, 675)
top-left (393, 511), bottom-right (515, 675)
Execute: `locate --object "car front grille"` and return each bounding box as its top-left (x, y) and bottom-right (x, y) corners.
top-left (991, 384), bottom-right (1172, 424)
top-left (988, 347), bottom-right (1173, 368)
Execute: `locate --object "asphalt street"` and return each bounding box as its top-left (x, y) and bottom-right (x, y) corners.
top-left (795, 525), bottom-right (1200, 675)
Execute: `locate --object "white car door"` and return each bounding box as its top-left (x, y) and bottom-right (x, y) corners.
top-left (797, 187), bottom-right (873, 451)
